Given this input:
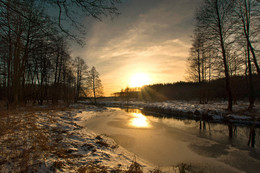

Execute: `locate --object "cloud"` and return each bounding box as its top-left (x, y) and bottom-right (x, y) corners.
top-left (71, 0), bottom-right (202, 96)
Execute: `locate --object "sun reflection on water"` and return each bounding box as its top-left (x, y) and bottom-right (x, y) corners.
top-left (130, 113), bottom-right (150, 128)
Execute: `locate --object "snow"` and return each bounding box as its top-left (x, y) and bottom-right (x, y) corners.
top-left (1, 101), bottom-right (259, 172)
top-left (227, 114), bottom-right (251, 120)
top-left (0, 105), bottom-right (153, 173)
top-left (99, 100), bottom-right (260, 125)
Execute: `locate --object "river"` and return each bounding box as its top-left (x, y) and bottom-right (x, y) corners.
top-left (81, 107), bottom-right (260, 172)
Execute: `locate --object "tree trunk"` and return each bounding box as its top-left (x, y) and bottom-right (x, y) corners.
top-left (240, 0), bottom-right (255, 110)
top-left (248, 41), bottom-right (260, 74)
top-left (197, 49), bottom-right (202, 104)
top-left (216, 0), bottom-right (233, 112)
top-left (247, 44), bottom-right (254, 111)
top-left (53, 46), bottom-right (60, 104)
top-left (93, 74), bottom-right (96, 105)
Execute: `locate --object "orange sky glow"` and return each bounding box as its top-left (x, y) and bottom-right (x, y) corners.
top-left (71, 0), bottom-right (202, 96)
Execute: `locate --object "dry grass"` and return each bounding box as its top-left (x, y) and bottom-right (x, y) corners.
top-left (149, 167), bottom-right (162, 173)
top-left (126, 159), bottom-right (143, 173)
top-left (0, 105), bottom-right (78, 172)
top-left (175, 163), bottom-right (204, 173)
top-left (78, 162), bottom-right (108, 173)
top-left (0, 106), bottom-right (148, 173)
top-left (78, 160), bottom-right (146, 173)
top-left (1, 104), bottom-right (195, 173)
top-left (0, 112), bottom-right (50, 172)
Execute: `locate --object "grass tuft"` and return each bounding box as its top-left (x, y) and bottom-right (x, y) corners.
top-left (149, 167), bottom-right (162, 173)
top-left (126, 159), bottom-right (143, 173)
top-left (78, 162), bottom-right (108, 173)
top-left (175, 163), bottom-right (204, 173)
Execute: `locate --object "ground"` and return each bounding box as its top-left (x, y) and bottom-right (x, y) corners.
top-left (1, 100), bottom-right (258, 172)
top-left (0, 104), bottom-right (154, 173)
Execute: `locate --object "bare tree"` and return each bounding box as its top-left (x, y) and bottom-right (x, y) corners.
top-left (235, 0), bottom-right (260, 74)
top-left (0, 0), bottom-right (121, 44)
top-left (73, 56), bottom-right (88, 102)
top-left (88, 66), bottom-right (103, 104)
top-left (234, 0), bottom-right (260, 110)
top-left (186, 27), bottom-right (219, 103)
top-left (195, 0), bottom-right (237, 111)
top-left (187, 31), bottom-right (203, 103)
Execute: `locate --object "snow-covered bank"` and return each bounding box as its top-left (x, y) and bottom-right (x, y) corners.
top-left (99, 100), bottom-right (260, 126)
top-left (0, 104), bottom-right (154, 172)
top-left (2, 102), bottom-right (258, 172)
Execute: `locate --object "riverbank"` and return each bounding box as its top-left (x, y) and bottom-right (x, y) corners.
top-left (0, 104), bottom-right (155, 172)
top-left (99, 100), bottom-right (260, 126)
top-left (82, 104), bottom-right (260, 173)
top-left (1, 101), bottom-right (259, 172)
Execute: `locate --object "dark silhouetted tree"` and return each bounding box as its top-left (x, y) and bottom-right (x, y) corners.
top-left (195, 0), bottom-right (237, 111)
top-left (234, 0), bottom-right (260, 110)
top-left (73, 56), bottom-right (88, 102)
top-left (88, 66), bottom-right (103, 104)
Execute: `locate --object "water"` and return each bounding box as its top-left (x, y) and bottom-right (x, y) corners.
top-left (82, 107), bottom-right (260, 172)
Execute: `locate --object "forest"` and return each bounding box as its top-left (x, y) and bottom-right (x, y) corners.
top-left (0, 0), bottom-right (259, 113)
top-left (0, 0), bottom-right (113, 108)
top-left (0, 0), bottom-right (260, 172)
top-left (116, 0), bottom-right (260, 112)
top-left (186, 0), bottom-right (259, 111)
top-left (115, 75), bottom-right (260, 103)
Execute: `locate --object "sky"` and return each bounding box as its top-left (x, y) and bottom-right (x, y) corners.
top-left (71, 0), bottom-right (203, 96)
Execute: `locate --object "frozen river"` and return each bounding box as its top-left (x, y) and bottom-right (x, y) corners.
top-left (82, 108), bottom-right (260, 172)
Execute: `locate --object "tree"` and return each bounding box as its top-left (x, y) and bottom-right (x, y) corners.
top-left (50, 0), bottom-right (120, 41)
top-left (187, 29), bottom-right (206, 103)
top-left (235, 0), bottom-right (260, 74)
top-left (0, 0), bottom-right (121, 44)
top-left (0, 0), bottom-right (56, 106)
top-left (88, 66), bottom-right (103, 104)
top-left (73, 56), bottom-right (88, 102)
top-left (0, 0), bottom-right (119, 107)
top-left (0, 0), bottom-right (75, 106)
top-left (234, 0), bottom-right (260, 110)
top-left (187, 26), bottom-right (221, 103)
top-left (195, 0), bottom-right (236, 111)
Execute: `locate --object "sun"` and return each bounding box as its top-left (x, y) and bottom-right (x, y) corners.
top-left (129, 73), bottom-right (150, 88)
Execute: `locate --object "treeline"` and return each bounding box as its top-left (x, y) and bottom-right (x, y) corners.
top-left (186, 0), bottom-right (260, 111)
top-left (0, 0), bottom-right (118, 108)
top-left (115, 75), bottom-right (260, 102)
top-left (141, 75), bottom-right (260, 102)
top-left (113, 87), bottom-right (140, 101)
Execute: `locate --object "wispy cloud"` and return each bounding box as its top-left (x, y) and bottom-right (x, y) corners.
top-left (72, 0), bottom-right (202, 96)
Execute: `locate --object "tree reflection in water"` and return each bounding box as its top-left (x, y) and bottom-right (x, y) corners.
top-left (248, 126), bottom-right (256, 148)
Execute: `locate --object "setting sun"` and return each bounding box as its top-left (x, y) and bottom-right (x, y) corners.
top-left (129, 73), bottom-right (150, 88)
